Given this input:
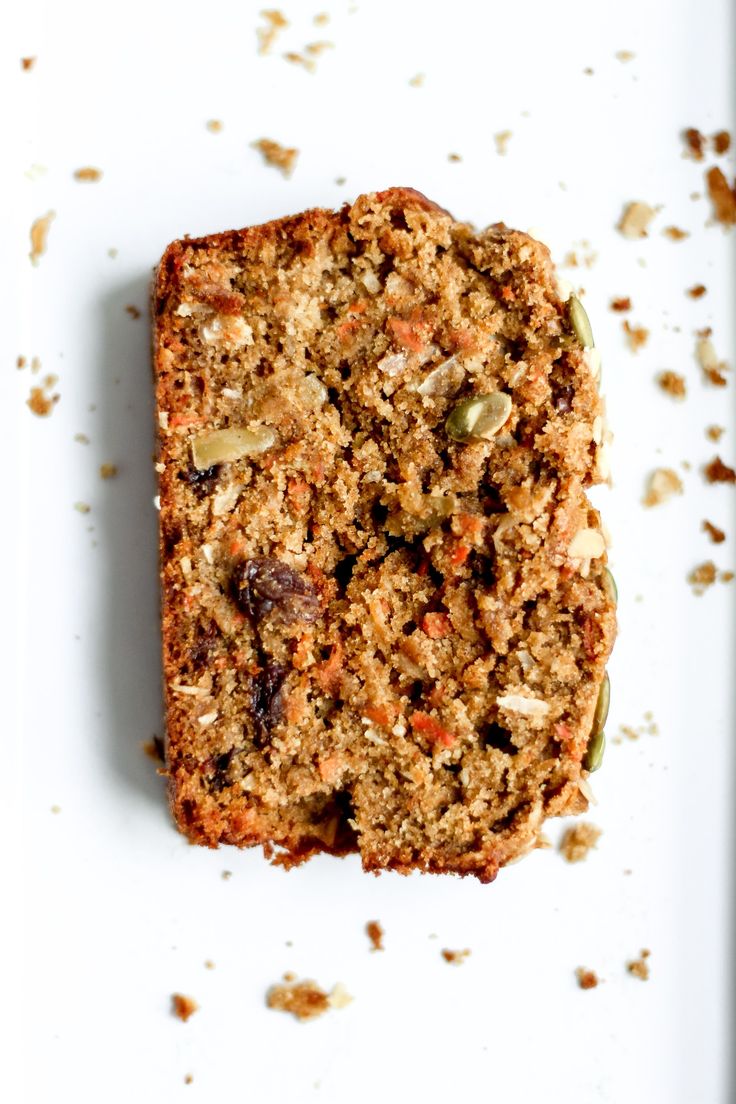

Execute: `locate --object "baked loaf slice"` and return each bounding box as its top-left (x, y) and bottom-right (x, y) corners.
top-left (154, 188), bottom-right (616, 882)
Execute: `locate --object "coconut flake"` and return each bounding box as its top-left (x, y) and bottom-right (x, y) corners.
top-left (496, 693), bottom-right (550, 717)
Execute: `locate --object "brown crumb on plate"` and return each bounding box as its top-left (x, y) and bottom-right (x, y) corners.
top-left (409, 73), bottom-right (425, 87)
top-left (50, 804), bottom-right (61, 814)
top-left (221, 870), bottom-right (232, 880)
top-left (143, 736), bottom-right (165, 762)
top-left (266, 979), bottom-right (352, 1021)
top-left (610, 297), bottom-right (631, 312)
top-left (559, 822), bottom-right (601, 863)
top-left (575, 968), bottom-right (599, 990)
top-left (696, 337), bottom-right (728, 386)
top-left (125, 304), bottom-right (141, 319)
top-left (706, 425), bottom-right (725, 443)
top-left (283, 50), bottom-right (316, 72)
top-left (21, 56), bottom-right (36, 71)
top-left (687, 284), bottom-right (707, 298)
top-left (712, 130), bottom-right (731, 154)
top-left (722, 570), bottom-right (735, 583)
top-left (706, 167), bottom-right (736, 226)
top-left (623, 320), bottom-right (649, 352)
top-left (702, 520), bottom-right (726, 544)
top-left (704, 456), bottom-right (736, 484)
top-left (27, 383), bottom-right (59, 417)
top-left (662, 226), bottom-right (689, 241)
top-left (74, 502), bottom-right (91, 515)
top-left (643, 468), bottom-right (683, 507)
top-left (366, 920), bottom-right (384, 952)
top-left (257, 9), bottom-right (288, 55)
top-left (100, 463), bottom-right (118, 479)
top-left (448, 152), bottom-right (462, 163)
top-left (74, 167), bottom-right (103, 182)
top-left (305, 41), bottom-right (333, 58)
top-left (494, 130), bottom-right (512, 156)
top-left (688, 561), bottom-right (717, 595)
top-left (314, 12), bottom-right (330, 25)
top-left (252, 137), bottom-right (298, 177)
top-left (618, 201), bottom-right (656, 239)
top-left (683, 127), bottom-right (706, 161)
top-left (171, 994), bottom-right (199, 1022)
top-left (657, 371), bottom-right (686, 399)
top-left (184, 1075), bottom-right (193, 1085)
top-left (441, 949), bottom-right (471, 965)
top-left (29, 210), bottom-right (55, 265)
top-left (615, 50), bottom-right (635, 61)
top-left (16, 355), bottom-right (26, 369)
top-left (206, 119), bottom-right (223, 133)
top-left (626, 949), bottom-right (651, 980)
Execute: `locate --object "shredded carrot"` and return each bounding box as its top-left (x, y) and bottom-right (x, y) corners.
top-left (454, 513), bottom-right (484, 540)
top-left (499, 284), bottom-right (515, 302)
top-left (410, 710), bottom-right (456, 748)
top-left (336, 319), bottom-right (361, 342)
top-left (421, 612), bottom-right (453, 639)
top-left (386, 315), bottom-right (430, 353)
top-left (169, 412), bottom-right (204, 428)
top-left (315, 641), bottom-right (344, 696)
top-left (362, 704), bottom-right (396, 727)
top-left (450, 542), bottom-right (470, 566)
top-left (346, 299), bottom-right (369, 315)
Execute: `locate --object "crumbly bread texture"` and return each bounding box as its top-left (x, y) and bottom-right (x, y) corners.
top-left (154, 188), bottom-right (616, 882)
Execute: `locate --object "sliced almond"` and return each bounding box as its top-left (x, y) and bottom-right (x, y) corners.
top-left (192, 426), bottom-right (275, 470)
top-left (496, 693), bottom-right (550, 718)
top-left (568, 528), bottom-right (606, 559)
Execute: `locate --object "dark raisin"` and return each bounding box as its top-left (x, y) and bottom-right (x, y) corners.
top-left (178, 463), bottom-right (220, 498)
top-left (554, 385), bottom-right (575, 413)
top-left (251, 662), bottom-right (287, 746)
top-left (187, 620), bottom-right (220, 672)
top-left (230, 557), bottom-right (321, 625)
top-left (210, 749), bottom-right (234, 791)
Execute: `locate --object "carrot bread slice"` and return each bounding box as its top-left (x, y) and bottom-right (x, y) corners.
top-left (153, 188), bottom-right (616, 882)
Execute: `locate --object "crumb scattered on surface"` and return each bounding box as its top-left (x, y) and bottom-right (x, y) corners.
top-left (704, 456), bottom-right (736, 484)
top-left (713, 130), bottom-right (731, 155)
top-left (657, 371), bottom-right (686, 399)
top-left (74, 502), bottom-right (91, 514)
top-left (107, 247), bottom-right (118, 259)
top-left (696, 337), bottom-right (728, 386)
top-left (366, 920), bottom-right (384, 952)
top-left (252, 137), bottom-right (298, 177)
top-left (722, 570), bottom-right (734, 583)
top-left (706, 425), bottom-right (725, 443)
top-left (706, 166), bottom-right (736, 226)
top-left (171, 994), bottom-right (199, 1022)
top-left (687, 284), bottom-right (707, 298)
top-left (29, 211), bottom-right (55, 265)
top-left (143, 736), bottom-right (165, 762)
top-left (683, 127), bottom-right (706, 160)
top-left (408, 73), bottom-right (425, 87)
top-left (623, 320), bottom-right (649, 352)
top-left (559, 822), bottom-right (601, 863)
top-left (583, 67), bottom-right (594, 76)
top-left (494, 130), bottom-right (512, 156)
top-left (448, 152), bottom-right (462, 163)
top-left (688, 561), bottom-right (717, 595)
top-left (702, 520), bottom-right (726, 544)
top-left (204, 960), bottom-right (215, 970)
top-left (257, 9), bottom-right (288, 54)
top-left (74, 432), bottom-right (90, 444)
top-left (305, 41), bottom-right (333, 59)
top-left (441, 949), bottom-right (471, 965)
top-left (575, 968), bottom-right (599, 990)
top-left (73, 167), bottom-right (102, 182)
top-left (314, 12), bottom-right (330, 25)
top-left (643, 467), bottom-right (683, 507)
top-left (663, 226), bottom-right (689, 241)
top-left (615, 49), bottom-right (635, 61)
top-left (50, 804), bottom-right (61, 814)
top-left (27, 383), bottom-right (59, 417)
top-left (184, 1075), bottom-right (193, 1085)
top-left (21, 56), bottom-right (36, 70)
top-left (283, 50), bottom-right (316, 73)
top-left (266, 979), bottom-right (352, 1021)
top-left (613, 712), bottom-right (659, 743)
top-left (335, 176), bottom-right (346, 186)
top-left (627, 950), bottom-right (651, 980)
top-left (618, 201), bottom-right (656, 239)
top-left (206, 119), bottom-right (223, 133)
top-left (610, 297), bottom-right (632, 312)
top-left (100, 463), bottom-right (118, 479)
top-left (16, 355), bottom-right (26, 369)
top-left (221, 870), bottom-right (232, 880)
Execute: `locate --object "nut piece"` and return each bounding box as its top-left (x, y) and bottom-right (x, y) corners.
top-left (618, 201), bottom-right (656, 239)
top-left (417, 356), bottom-right (466, 397)
top-left (568, 529), bottom-right (606, 559)
top-left (445, 392), bottom-right (512, 442)
top-left (643, 467), bottom-right (683, 507)
top-left (568, 296), bottom-right (594, 349)
top-left (191, 426), bottom-right (276, 470)
top-left (496, 693), bottom-right (550, 718)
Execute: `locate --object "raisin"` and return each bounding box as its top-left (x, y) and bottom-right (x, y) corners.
top-left (187, 620), bottom-right (220, 672)
top-left (210, 749), bottom-right (234, 791)
top-left (251, 662), bottom-right (287, 746)
top-left (177, 463), bottom-right (220, 498)
top-left (554, 385), bottom-right (575, 413)
top-left (230, 557), bottom-right (321, 625)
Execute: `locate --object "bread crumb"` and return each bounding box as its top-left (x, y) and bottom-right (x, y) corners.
top-left (688, 561), bottom-right (717, 594)
top-left (559, 822), bottom-right (601, 863)
top-left (74, 502), bottom-right (91, 514)
top-left (706, 425), bottom-right (725, 442)
top-left (702, 520), bottom-right (726, 544)
top-left (21, 56), bottom-right (36, 71)
top-left (706, 166), bottom-right (736, 226)
top-left (124, 305), bottom-right (142, 322)
top-left (610, 297), bottom-right (632, 312)
top-left (313, 12), bottom-right (330, 25)
top-left (29, 211), bottom-right (55, 265)
top-left (696, 337), bottom-right (728, 386)
top-left (204, 960), bottom-right (215, 970)
top-left (448, 152), bottom-right (462, 163)
top-left (618, 201), bottom-right (656, 239)
top-left (575, 968), bottom-right (599, 990)
top-left (107, 248), bottom-right (118, 259)
top-left (366, 920), bottom-right (384, 952)
top-left (722, 570), bottom-right (734, 583)
top-left (627, 949), bottom-right (651, 981)
top-left (623, 320), bottom-right (649, 352)
top-left (184, 1075), bottom-right (193, 1085)
top-left (73, 167), bottom-right (102, 182)
top-left (74, 432), bottom-right (90, 445)
top-left (50, 804), bottom-right (61, 814)
top-left (335, 176), bottom-right (346, 186)
top-left (683, 127), bottom-right (705, 161)
top-left (615, 49), bottom-right (635, 61)
top-left (221, 870), bottom-right (232, 880)
top-left (704, 456), bottom-right (736, 484)
top-left (252, 137), bottom-right (298, 177)
top-left (713, 130), bottom-right (731, 155)
top-left (100, 463), bottom-right (118, 479)
top-left (662, 226), bottom-right (689, 241)
top-left (27, 383), bottom-right (59, 417)
top-left (409, 73), bottom-right (425, 87)
top-left (16, 355), bottom-right (26, 370)
top-left (657, 371), bottom-right (686, 399)
top-left (257, 9), bottom-right (288, 55)
top-left (687, 284), bottom-right (707, 298)
top-left (206, 119), bottom-right (223, 133)
top-left (143, 736), bottom-right (165, 762)
top-left (305, 41), bottom-right (333, 59)
top-left (494, 130), bottom-right (513, 156)
top-left (441, 949), bottom-right (471, 965)
top-left (266, 978), bottom-right (352, 1021)
top-left (171, 994), bottom-right (199, 1022)
top-left (643, 467), bottom-right (683, 507)
top-left (283, 50), bottom-right (316, 72)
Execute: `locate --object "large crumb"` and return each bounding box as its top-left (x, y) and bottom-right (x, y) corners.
top-left (696, 337), bottom-right (728, 386)
top-left (27, 382), bottom-right (59, 417)
top-left (683, 127), bottom-right (705, 161)
top-left (74, 167), bottom-right (103, 182)
top-left (623, 320), bottom-right (649, 352)
top-left (688, 561), bottom-right (717, 595)
top-left (441, 948), bottom-right (471, 965)
top-left (706, 167), bottom-right (736, 226)
top-left (252, 137), bottom-right (298, 177)
top-left (559, 822), bottom-right (601, 863)
top-left (626, 949), bottom-right (651, 981)
top-left (618, 201), bottom-right (656, 239)
top-left (29, 211), bottom-right (55, 265)
top-left (171, 994), bottom-right (199, 1022)
top-left (702, 520), bottom-right (725, 544)
top-left (713, 130), bottom-right (731, 155)
top-left (687, 284), bottom-right (707, 299)
top-left (662, 226), bottom-right (689, 241)
top-left (643, 468), bottom-right (683, 507)
top-left (366, 920), bottom-right (384, 952)
top-left (266, 979), bottom-right (352, 1021)
top-left (610, 297), bottom-right (632, 312)
top-left (575, 968), bottom-right (599, 990)
top-left (657, 371), bottom-right (686, 399)
top-left (704, 456), bottom-right (736, 484)
top-left (257, 9), bottom-right (288, 54)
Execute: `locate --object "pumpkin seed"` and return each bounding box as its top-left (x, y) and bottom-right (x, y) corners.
top-left (602, 568), bottom-right (618, 604)
top-left (592, 671), bottom-right (610, 732)
top-left (568, 296), bottom-right (594, 348)
top-left (192, 425), bottom-right (275, 470)
top-left (583, 728), bottom-right (606, 772)
top-left (446, 392), bottom-right (512, 442)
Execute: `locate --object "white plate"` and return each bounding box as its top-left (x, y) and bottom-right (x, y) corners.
top-left (7, 1), bottom-right (735, 1101)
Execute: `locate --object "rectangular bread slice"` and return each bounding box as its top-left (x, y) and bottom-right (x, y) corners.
top-left (153, 188), bottom-right (616, 882)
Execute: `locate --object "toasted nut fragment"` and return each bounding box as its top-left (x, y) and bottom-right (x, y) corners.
top-left (568, 296), bottom-right (594, 348)
top-left (417, 356), bottom-right (466, 397)
top-left (568, 529), bottom-right (606, 559)
top-left (643, 468), bottom-right (683, 507)
top-left (191, 426), bottom-right (275, 470)
top-left (446, 392), bottom-right (512, 442)
top-left (496, 693), bottom-right (550, 718)
top-left (618, 201), bottom-right (656, 239)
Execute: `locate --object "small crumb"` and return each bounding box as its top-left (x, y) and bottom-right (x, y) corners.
top-left (100, 463), bottom-right (118, 480)
top-left (657, 371), bottom-right (686, 399)
top-left (16, 355), bottom-right (26, 369)
top-left (282, 971), bottom-right (296, 983)
top-left (184, 1075), bottom-right (193, 1085)
top-left (73, 167), bottom-right (103, 182)
top-left (29, 211), bottom-right (55, 265)
top-left (583, 67), bottom-right (594, 75)
top-left (712, 130), bottom-right (731, 155)
top-left (662, 226), bottom-right (689, 240)
top-left (74, 502), bottom-right (91, 514)
top-left (257, 9), bottom-right (288, 55)
top-left (125, 304), bottom-right (141, 319)
top-left (266, 979), bottom-right (352, 1021)
top-left (366, 920), bottom-right (384, 952)
top-left (252, 137), bottom-right (298, 177)
top-left (221, 870), bottom-right (232, 880)
top-left (206, 119), bottom-right (223, 133)
top-left (610, 296), bottom-right (632, 312)
top-left (335, 175), bottom-right (346, 186)
top-left (627, 950), bottom-right (651, 981)
top-left (107, 248), bottom-right (118, 259)
top-left (494, 130), bottom-right (512, 156)
top-left (74, 433), bottom-right (90, 444)
top-left (702, 520), bottom-right (726, 544)
top-left (171, 994), bottom-right (199, 1022)
top-left (27, 384), bottom-right (59, 417)
top-left (643, 467), bottom-right (683, 507)
top-left (704, 456), bottom-right (736, 484)
top-left (706, 425), bottom-right (725, 442)
top-left (559, 822), bottom-right (601, 863)
top-left (50, 804), bottom-right (61, 814)
top-left (313, 12), bottom-right (330, 25)
top-left (623, 320), bottom-right (649, 352)
top-left (408, 73), bottom-right (425, 88)
top-left (441, 949), bottom-right (471, 965)
top-left (615, 49), bottom-right (635, 61)
top-left (283, 50), bottom-right (315, 72)
top-left (618, 201), bottom-right (656, 239)
top-left (305, 41), bottom-right (333, 58)
top-left (448, 152), bottom-right (462, 163)
top-left (575, 968), bottom-right (599, 990)
top-left (143, 736), bottom-right (165, 762)
top-left (696, 337), bottom-right (728, 386)
top-left (21, 56), bottom-right (36, 71)
top-left (688, 561), bottom-right (717, 595)
top-left (204, 960), bottom-right (215, 970)
top-left (683, 127), bottom-right (706, 161)
top-left (706, 166), bottom-right (736, 226)
top-left (687, 284), bottom-right (707, 298)
top-left (722, 570), bottom-right (734, 583)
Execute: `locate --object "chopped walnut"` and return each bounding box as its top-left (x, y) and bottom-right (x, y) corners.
top-left (618, 201), bottom-right (656, 239)
top-left (441, 949), bottom-right (471, 965)
top-left (713, 130), bottom-right (731, 154)
top-left (494, 130), bottom-right (512, 156)
top-left (683, 127), bottom-right (706, 160)
top-left (706, 167), bottom-right (736, 226)
top-left (610, 297), bottom-right (632, 312)
top-left (575, 968), bottom-right (599, 990)
top-left (171, 994), bottom-right (199, 1022)
top-left (657, 371), bottom-right (686, 399)
top-left (366, 920), bottom-right (384, 952)
top-left (252, 137), bottom-right (298, 177)
top-left (266, 979), bottom-right (352, 1021)
top-left (702, 520), bottom-right (725, 544)
top-left (559, 822), bottom-right (601, 863)
top-left (688, 561), bottom-right (717, 594)
top-left (73, 167), bottom-right (103, 182)
top-left (704, 456), bottom-right (736, 484)
top-left (257, 9), bottom-right (288, 54)
top-left (627, 950), bottom-right (651, 981)
top-left (29, 210), bottom-right (55, 265)
top-left (623, 320), bottom-right (649, 352)
top-left (643, 468), bottom-right (683, 507)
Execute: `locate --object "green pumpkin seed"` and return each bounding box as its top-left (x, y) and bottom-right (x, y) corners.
top-left (583, 729), bottom-right (606, 772)
top-left (446, 392), bottom-right (512, 442)
top-left (593, 672), bottom-right (610, 731)
top-left (602, 568), bottom-right (618, 604)
top-left (568, 296), bottom-right (594, 349)
top-left (583, 673), bottom-right (610, 771)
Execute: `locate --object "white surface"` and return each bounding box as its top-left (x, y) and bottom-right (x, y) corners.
top-left (6, 1), bottom-right (736, 1101)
